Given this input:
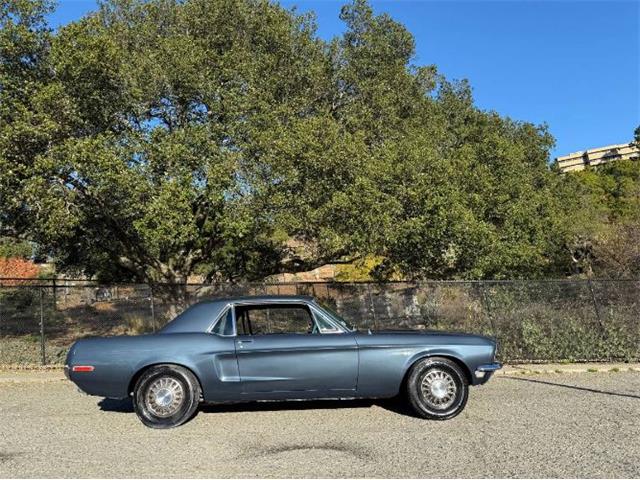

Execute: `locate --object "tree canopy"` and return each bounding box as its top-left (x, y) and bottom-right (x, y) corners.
top-left (557, 157), bottom-right (640, 278)
top-left (1, 0), bottom-right (636, 283)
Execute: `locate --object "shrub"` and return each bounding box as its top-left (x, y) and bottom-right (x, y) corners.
top-left (0, 257), bottom-right (39, 285)
top-left (123, 314), bottom-right (155, 335)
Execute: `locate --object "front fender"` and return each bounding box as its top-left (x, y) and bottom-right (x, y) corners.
top-left (401, 343), bottom-right (500, 385)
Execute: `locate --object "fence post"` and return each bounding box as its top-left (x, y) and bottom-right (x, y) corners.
top-left (587, 279), bottom-right (605, 334)
top-left (149, 285), bottom-right (156, 333)
top-left (367, 284), bottom-right (378, 330)
top-left (52, 277), bottom-right (57, 311)
top-left (39, 288), bottom-right (46, 366)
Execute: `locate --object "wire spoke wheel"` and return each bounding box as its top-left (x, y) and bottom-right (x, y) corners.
top-left (145, 376), bottom-right (185, 418)
top-left (419, 368), bottom-right (457, 410)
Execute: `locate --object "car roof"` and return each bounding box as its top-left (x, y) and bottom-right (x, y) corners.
top-left (158, 295), bottom-right (317, 334)
top-left (206, 294), bottom-right (315, 304)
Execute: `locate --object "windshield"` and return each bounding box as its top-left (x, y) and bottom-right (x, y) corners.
top-left (316, 301), bottom-right (357, 331)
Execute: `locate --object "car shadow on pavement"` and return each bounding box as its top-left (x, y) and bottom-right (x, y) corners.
top-left (97, 396), bottom-right (418, 417)
top-left (201, 396), bottom-right (419, 417)
top-left (98, 397), bottom-right (134, 413)
top-left (503, 375), bottom-right (640, 399)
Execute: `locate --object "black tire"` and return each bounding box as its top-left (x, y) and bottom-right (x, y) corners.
top-left (406, 357), bottom-right (469, 420)
top-left (133, 364), bottom-right (201, 429)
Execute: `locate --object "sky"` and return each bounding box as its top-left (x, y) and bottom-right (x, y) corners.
top-left (49, 0), bottom-right (640, 159)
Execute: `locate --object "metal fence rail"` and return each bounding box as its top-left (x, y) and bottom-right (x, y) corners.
top-left (0, 279), bottom-right (638, 365)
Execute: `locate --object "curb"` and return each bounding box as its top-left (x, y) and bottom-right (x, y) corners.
top-left (0, 365), bottom-right (66, 384)
top-left (496, 363), bottom-right (640, 376)
top-left (0, 376), bottom-right (66, 384)
top-left (0, 365), bottom-right (64, 371)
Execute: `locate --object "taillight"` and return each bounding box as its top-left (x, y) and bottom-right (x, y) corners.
top-left (72, 365), bottom-right (95, 372)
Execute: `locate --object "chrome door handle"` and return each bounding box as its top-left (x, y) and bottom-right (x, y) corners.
top-left (236, 339), bottom-right (253, 348)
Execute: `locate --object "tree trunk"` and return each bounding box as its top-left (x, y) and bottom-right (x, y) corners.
top-left (147, 268), bottom-right (191, 324)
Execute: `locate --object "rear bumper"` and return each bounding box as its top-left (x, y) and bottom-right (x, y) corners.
top-left (474, 362), bottom-right (502, 383)
top-left (63, 365), bottom-right (70, 380)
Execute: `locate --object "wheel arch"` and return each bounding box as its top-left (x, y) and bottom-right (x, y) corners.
top-left (127, 362), bottom-right (204, 396)
top-left (401, 353), bottom-right (473, 391)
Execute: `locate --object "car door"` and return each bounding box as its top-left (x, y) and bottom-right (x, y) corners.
top-left (233, 302), bottom-right (358, 394)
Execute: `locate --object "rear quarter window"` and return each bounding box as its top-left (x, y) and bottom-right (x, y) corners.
top-left (211, 308), bottom-right (234, 336)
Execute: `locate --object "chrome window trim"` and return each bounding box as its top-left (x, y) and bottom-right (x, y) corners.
top-left (228, 300), bottom-right (348, 336)
top-left (206, 304), bottom-right (237, 337)
top-left (308, 304), bottom-right (346, 334)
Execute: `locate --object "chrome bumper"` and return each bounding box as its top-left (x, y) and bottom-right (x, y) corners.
top-left (475, 362), bottom-right (502, 379)
top-left (63, 365), bottom-right (70, 380)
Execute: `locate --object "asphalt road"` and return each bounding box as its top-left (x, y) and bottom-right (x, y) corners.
top-left (1, 371), bottom-right (639, 478)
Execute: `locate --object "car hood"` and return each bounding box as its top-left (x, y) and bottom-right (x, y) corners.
top-left (371, 328), bottom-right (492, 337)
top-left (360, 328), bottom-right (497, 346)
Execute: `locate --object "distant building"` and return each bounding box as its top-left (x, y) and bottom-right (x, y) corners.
top-left (556, 142), bottom-right (639, 173)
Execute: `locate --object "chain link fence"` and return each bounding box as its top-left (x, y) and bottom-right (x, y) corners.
top-left (0, 278), bottom-right (638, 365)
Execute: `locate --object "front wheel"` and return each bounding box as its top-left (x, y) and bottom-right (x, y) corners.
top-left (133, 364), bottom-right (201, 428)
top-left (406, 357), bottom-right (469, 420)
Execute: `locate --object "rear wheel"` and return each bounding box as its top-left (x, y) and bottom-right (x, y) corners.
top-left (133, 365), bottom-right (201, 429)
top-left (406, 357), bottom-right (468, 420)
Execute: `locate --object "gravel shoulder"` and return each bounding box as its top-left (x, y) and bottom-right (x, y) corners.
top-left (0, 371), bottom-right (639, 478)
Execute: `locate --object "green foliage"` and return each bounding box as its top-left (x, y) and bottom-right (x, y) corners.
top-left (517, 318), bottom-right (609, 362)
top-left (1, 0), bottom-right (574, 283)
top-left (557, 158), bottom-right (640, 277)
top-left (123, 313), bottom-right (155, 335)
top-left (482, 281), bottom-right (640, 362)
top-left (334, 255), bottom-right (384, 281)
top-left (0, 286), bottom-right (36, 310)
top-left (0, 238), bottom-right (32, 258)
top-left (576, 160), bottom-right (640, 221)
top-left (0, 0), bottom-right (55, 237)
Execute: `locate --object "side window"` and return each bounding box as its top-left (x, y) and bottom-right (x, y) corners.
top-left (236, 307), bottom-right (248, 335)
top-left (234, 304), bottom-right (315, 335)
top-left (211, 308), bottom-right (234, 336)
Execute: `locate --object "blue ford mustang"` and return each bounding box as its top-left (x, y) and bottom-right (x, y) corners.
top-left (66, 295), bottom-right (501, 428)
